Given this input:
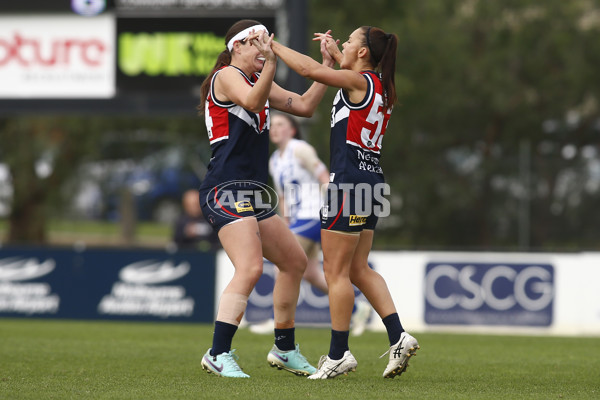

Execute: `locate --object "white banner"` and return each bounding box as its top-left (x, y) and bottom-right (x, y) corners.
top-left (216, 250), bottom-right (600, 336)
top-left (0, 14), bottom-right (115, 98)
top-left (368, 251), bottom-right (600, 336)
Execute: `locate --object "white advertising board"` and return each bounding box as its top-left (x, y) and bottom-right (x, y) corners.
top-left (0, 14), bottom-right (115, 98)
top-left (215, 250), bottom-right (600, 337)
top-left (368, 251), bottom-right (600, 336)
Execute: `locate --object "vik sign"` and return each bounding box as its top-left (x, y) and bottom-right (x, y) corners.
top-left (424, 262), bottom-right (554, 326)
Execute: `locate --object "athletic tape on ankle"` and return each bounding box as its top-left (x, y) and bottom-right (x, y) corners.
top-left (216, 292), bottom-right (248, 326)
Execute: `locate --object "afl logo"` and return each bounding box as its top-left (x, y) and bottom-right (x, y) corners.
top-left (207, 180), bottom-right (279, 220)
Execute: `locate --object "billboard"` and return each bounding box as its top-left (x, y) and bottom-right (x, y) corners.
top-left (0, 14), bottom-right (116, 98)
top-left (116, 17), bottom-right (275, 94)
top-left (0, 0), bottom-right (302, 113)
top-left (219, 258), bottom-right (370, 326)
top-left (0, 247), bottom-right (216, 322)
top-left (424, 262), bottom-right (554, 326)
top-left (244, 260), bottom-right (331, 324)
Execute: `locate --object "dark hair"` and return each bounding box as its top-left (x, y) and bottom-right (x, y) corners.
top-left (272, 112), bottom-right (302, 140)
top-left (362, 26), bottom-right (398, 109)
top-left (197, 19), bottom-right (262, 114)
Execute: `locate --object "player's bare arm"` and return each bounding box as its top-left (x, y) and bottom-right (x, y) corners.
top-left (270, 39), bottom-right (367, 97)
top-left (268, 35), bottom-right (335, 117)
top-left (216, 31), bottom-right (276, 113)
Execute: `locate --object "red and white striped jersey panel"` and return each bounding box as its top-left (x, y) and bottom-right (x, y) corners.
top-left (205, 96), bottom-right (231, 145)
top-left (342, 72), bottom-right (392, 154)
top-left (204, 66), bottom-right (269, 145)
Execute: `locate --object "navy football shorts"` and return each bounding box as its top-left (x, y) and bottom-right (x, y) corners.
top-left (199, 185), bottom-right (275, 232)
top-left (320, 186), bottom-right (380, 233)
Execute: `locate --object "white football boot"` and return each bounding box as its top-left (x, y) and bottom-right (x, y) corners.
top-left (307, 350), bottom-right (358, 379)
top-left (381, 332), bottom-right (420, 378)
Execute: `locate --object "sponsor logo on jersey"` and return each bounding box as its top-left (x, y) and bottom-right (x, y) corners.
top-left (349, 215), bottom-right (368, 226)
top-left (235, 200), bottom-right (254, 213)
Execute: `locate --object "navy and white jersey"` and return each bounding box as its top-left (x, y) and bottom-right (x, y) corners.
top-left (329, 70), bottom-right (392, 185)
top-left (199, 65), bottom-right (270, 191)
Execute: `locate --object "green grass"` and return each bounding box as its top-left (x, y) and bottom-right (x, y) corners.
top-left (0, 319), bottom-right (598, 399)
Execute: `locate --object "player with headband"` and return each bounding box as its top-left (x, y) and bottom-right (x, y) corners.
top-left (197, 19), bottom-right (336, 378)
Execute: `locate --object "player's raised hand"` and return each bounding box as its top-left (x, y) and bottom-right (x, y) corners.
top-left (319, 35), bottom-right (335, 68)
top-left (314, 30), bottom-right (341, 64)
top-left (249, 30), bottom-right (276, 63)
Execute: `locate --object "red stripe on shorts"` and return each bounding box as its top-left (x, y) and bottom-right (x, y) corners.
top-left (214, 187), bottom-right (243, 218)
top-left (326, 191), bottom-right (346, 230)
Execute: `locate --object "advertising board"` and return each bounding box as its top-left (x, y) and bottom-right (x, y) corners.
top-left (0, 247), bottom-right (216, 322)
top-left (424, 262), bottom-right (554, 326)
top-left (0, 14), bottom-right (115, 98)
top-left (116, 17), bottom-right (275, 94)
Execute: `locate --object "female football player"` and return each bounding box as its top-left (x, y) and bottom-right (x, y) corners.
top-left (265, 26), bottom-right (420, 379)
top-left (197, 19), bottom-right (336, 378)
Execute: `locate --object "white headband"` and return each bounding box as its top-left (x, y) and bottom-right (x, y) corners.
top-left (227, 24), bottom-right (269, 52)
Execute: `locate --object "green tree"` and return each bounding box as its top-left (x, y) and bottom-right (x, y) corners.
top-left (1, 117), bottom-right (104, 243)
top-left (0, 116), bottom-right (205, 244)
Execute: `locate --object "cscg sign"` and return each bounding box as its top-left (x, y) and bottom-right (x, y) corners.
top-left (424, 262), bottom-right (554, 326)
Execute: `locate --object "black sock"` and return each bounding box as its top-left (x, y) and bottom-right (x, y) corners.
top-left (382, 313), bottom-right (404, 346)
top-left (328, 329), bottom-right (350, 360)
top-left (210, 321), bottom-right (238, 356)
top-left (274, 327), bottom-right (295, 351)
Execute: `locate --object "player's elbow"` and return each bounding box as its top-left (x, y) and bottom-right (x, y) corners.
top-left (297, 64), bottom-right (314, 79)
top-left (302, 108), bottom-right (316, 118)
top-left (247, 105), bottom-right (264, 113)
top-left (245, 100), bottom-right (267, 113)
top-left (294, 104), bottom-right (315, 118)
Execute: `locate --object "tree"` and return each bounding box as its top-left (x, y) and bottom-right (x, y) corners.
top-left (0, 116), bottom-right (204, 244)
top-left (1, 117), bottom-right (103, 243)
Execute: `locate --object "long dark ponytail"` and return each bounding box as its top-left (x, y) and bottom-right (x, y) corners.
top-left (362, 26), bottom-right (398, 109)
top-left (197, 19), bottom-right (262, 114)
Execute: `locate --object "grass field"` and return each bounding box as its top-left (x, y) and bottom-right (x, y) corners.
top-left (1, 319), bottom-right (598, 399)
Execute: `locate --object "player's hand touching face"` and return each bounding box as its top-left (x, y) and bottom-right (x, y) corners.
top-left (248, 30), bottom-right (276, 69)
